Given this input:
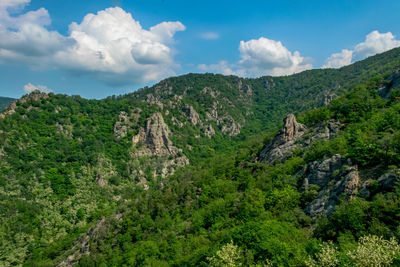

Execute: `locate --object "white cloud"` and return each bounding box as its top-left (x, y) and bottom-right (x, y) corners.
top-left (0, 1), bottom-right (185, 85)
top-left (238, 37), bottom-right (312, 76)
top-left (322, 49), bottom-right (352, 69)
top-left (323, 31), bottom-right (400, 68)
top-left (198, 37), bottom-right (312, 77)
top-left (23, 83), bottom-right (52, 93)
top-left (353, 31), bottom-right (400, 61)
top-left (199, 32), bottom-right (219, 40)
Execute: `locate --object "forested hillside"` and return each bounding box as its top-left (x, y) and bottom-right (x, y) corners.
top-left (0, 48), bottom-right (400, 266)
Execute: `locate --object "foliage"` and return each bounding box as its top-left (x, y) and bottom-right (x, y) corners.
top-left (305, 241), bottom-right (339, 267)
top-left (208, 241), bottom-right (242, 267)
top-left (347, 235), bottom-right (400, 266)
top-left (0, 48), bottom-right (400, 265)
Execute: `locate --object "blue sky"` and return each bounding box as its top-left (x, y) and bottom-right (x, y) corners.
top-left (0, 0), bottom-right (399, 99)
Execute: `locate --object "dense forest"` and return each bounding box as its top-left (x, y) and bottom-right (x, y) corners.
top-left (0, 48), bottom-right (400, 266)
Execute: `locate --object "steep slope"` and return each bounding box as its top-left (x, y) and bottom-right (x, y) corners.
top-left (63, 72), bottom-right (400, 266)
top-left (0, 96), bottom-right (14, 111)
top-left (0, 48), bottom-right (400, 265)
top-left (78, 72), bottom-right (400, 266)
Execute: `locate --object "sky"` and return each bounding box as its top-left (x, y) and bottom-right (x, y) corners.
top-left (0, 0), bottom-right (400, 99)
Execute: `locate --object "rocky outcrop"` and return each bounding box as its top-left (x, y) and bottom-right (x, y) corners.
top-left (201, 87), bottom-right (220, 98)
top-left (306, 120), bottom-right (341, 144)
top-left (184, 104), bottom-right (201, 126)
top-left (204, 124), bottom-right (215, 138)
top-left (57, 215), bottom-right (122, 266)
top-left (359, 171), bottom-right (400, 198)
top-left (114, 111), bottom-right (130, 139)
top-left (320, 93), bottom-right (337, 106)
top-left (133, 112), bottom-right (182, 156)
top-left (301, 155), bottom-right (352, 189)
top-left (131, 112), bottom-right (189, 186)
top-left (221, 117), bottom-right (241, 136)
top-left (259, 114), bottom-right (341, 164)
top-left (205, 101), bottom-right (242, 136)
top-left (0, 90), bottom-right (49, 119)
top-left (259, 114), bottom-right (307, 163)
top-left (301, 155), bottom-right (359, 218)
top-left (378, 69), bottom-right (400, 98)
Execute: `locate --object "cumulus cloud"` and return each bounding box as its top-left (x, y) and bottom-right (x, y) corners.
top-left (23, 83), bottom-right (52, 93)
top-left (199, 32), bottom-right (219, 40)
top-left (238, 37), bottom-right (312, 76)
top-left (198, 37), bottom-right (312, 77)
top-left (0, 1), bottom-right (185, 85)
top-left (323, 31), bottom-right (400, 68)
top-left (322, 49), bottom-right (353, 69)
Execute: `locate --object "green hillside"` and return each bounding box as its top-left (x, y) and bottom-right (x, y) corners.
top-left (0, 48), bottom-right (400, 266)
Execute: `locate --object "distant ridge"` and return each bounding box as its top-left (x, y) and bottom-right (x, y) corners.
top-left (0, 96), bottom-right (14, 111)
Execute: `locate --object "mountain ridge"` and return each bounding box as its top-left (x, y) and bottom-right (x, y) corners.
top-left (0, 96), bottom-right (14, 112)
top-left (1, 48), bottom-right (400, 266)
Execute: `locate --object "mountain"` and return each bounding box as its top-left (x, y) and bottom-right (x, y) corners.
top-left (0, 96), bottom-right (14, 111)
top-left (0, 48), bottom-right (400, 266)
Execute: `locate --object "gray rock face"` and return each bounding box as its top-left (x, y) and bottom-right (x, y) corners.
top-left (184, 104), bottom-right (201, 126)
top-left (205, 101), bottom-right (242, 136)
top-left (131, 112), bottom-right (189, 186)
top-left (301, 154), bottom-right (352, 189)
top-left (378, 69), bottom-right (400, 98)
top-left (114, 111), bottom-right (130, 139)
top-left (320, 93), bottom-right (337, 106)
top-left (378, 172), bottom-right (400, 191)
top-left (259, 114), bottom-right (341, 164)
top-left (359, 172), bottom-right (400, 198)
top-left (308, 120), bottom-right (341, 142)
top-left (221, 117), bottom-right (241, 136)
top-left (133, 112), bottom-right (180, 156)
top-left (302, 155), bottom-right (359, 218)
top-left (259, 114), bottom-right (307, 163)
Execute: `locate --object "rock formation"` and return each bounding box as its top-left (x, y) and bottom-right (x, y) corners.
top-left (221, 117), bottom-right (241, 136)
top-left (133, 112), bottom-right (180, 156)
top-left (300, 155), bottom-right (359, 218)
top-left (131, 112), bottom-right (189, 186)
top-left (301, 154), bottom-right (352, 189)
top-left (320, 93), bottom-right (337, 106)
top-left (0, 90), bottom-right (49, 119)
top-left (205, 101), bottom-right (242, 136)
top-left (184, 104), bottom-right (201, 125)
top-left (204, 124), bottom-right (215, 138)
top-left (359, 171), bottom-right (400, 198)
top-left (259, 114), bottom-right (307, 163)
top-left (378, 69), bottom-right (400, 98)
top-left (259, 114), bottom-right (341, 164)
top-left (114, 111), bottom-right (130, 139)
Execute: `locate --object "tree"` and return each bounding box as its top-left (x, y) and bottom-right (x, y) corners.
top-left (347, 235), bottom-right (400, 267)
top-left (208, 241), bottom-right (242, 267)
